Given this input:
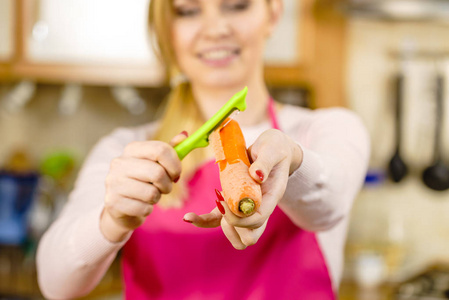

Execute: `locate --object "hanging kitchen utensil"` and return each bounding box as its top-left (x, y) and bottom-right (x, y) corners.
top-left (58, 83), bottom-right (83, 116)
top-left (3, 81), bottom-right (36, 113)
top-left (388, 74), bottom-right (408, 182)
top-left (111, 86), bottom-right (147, 115)
top-left (422, 73), bottom-right (449, 191)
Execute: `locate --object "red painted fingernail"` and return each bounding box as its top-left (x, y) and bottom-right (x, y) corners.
top-left (180, 131), bottom-right (188, 137)
top-left (183, 218), bottom-right (193, 223)
top-left (215, 189), bottom-right (224, 202)
top-left (215, 199), bottom-right (225, 214)
top-left (256, 170), bottom-right (264, 181)
top-left (174, 176), bottom-right (180, 183)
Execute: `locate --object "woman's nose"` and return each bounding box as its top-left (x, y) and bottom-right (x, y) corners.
top-left (201, 11), bottom-right (232, 40)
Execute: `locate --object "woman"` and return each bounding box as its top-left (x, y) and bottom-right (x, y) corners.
top-left (37, 0), bottom-right (370, 299)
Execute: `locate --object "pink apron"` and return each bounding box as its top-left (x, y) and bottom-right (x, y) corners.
top-left (122, 99), bottom-right (336, 300)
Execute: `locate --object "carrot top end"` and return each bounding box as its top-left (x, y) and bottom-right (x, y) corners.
top-left (239, 198), bottom-right (255, 216)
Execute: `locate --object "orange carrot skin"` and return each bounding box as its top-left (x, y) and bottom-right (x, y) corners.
top-left (220, 120), bottom-right (251, 169)
top-left (210, 119), bottom-right (262, 217)
top-left (220, 161), bottom-right (262, 217)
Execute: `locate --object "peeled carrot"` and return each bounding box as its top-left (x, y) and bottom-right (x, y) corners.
top-left (209, 119), bottom-right (262, 217)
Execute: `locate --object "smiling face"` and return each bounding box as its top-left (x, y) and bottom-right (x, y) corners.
top-left (170, 0), bottom-right (280, 88)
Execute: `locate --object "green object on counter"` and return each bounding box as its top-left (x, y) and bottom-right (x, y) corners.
top-left (40, 151), bottom-right (75, 180)
top-left (174, 87), bottom-right (248, 160)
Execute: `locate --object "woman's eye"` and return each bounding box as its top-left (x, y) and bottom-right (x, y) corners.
top-left (174, 7), bottom-right (200, 17)
top-left (223, 0), bottom-right (251, 12)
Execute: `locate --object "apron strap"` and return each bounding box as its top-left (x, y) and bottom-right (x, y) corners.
top-left (268, 97), bottom-right (281, 131)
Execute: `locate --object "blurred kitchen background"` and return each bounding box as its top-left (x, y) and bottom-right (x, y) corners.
top-left (1, 0), bottom-right (449, 299)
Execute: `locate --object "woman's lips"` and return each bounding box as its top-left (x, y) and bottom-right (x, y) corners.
top-left (198, 48), bottom-right (240, 67)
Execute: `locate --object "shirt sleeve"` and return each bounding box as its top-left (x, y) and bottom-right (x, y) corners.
top-left (36, 127), bottom-right (140, 299)
top-left (278, 108), bottom-right (371, 232)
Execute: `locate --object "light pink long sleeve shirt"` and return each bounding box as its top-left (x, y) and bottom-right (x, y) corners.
top-left (37, 104), bottom-right (370, 299)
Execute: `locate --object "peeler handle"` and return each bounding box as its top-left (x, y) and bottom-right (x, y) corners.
top-left (174, 136), bottom-right (209, 160)
top-left (174, 87), bottom-right (247, 160)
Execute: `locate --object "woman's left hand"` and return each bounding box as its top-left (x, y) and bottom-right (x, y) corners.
top-left (183, 129), bottom-right (303, 249)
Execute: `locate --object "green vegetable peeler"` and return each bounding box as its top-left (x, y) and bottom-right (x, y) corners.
top-left (174, 87), bottom-right (248, 160)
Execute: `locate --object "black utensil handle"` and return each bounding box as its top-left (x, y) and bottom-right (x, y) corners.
top-left (395, 74), bottom-right (404, 152)
top-left (433, 74), bottom-right (444, 162)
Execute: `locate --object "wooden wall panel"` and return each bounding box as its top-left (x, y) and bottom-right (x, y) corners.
top-left (265, 1), bottom-right (347, 108)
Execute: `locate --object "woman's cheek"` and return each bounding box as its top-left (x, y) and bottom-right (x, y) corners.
top-left (172, 22), bottom-right (199, 55)
top-left (232, 5), bottom-right (271, 37)
top-left (232, 15), bottom-right (269, 50)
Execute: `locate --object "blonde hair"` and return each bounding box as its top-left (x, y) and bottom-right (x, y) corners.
top-left (148, 0), bottom-right (212, 208)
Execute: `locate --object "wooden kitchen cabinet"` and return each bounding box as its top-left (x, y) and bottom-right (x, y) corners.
top-left (0, 0), bottom-right (14, 61)
top-left (265, 0), bottom-right (348, 108)
top-left (6, 0), bottom-right (166, 86)
top-left (0, 0), bottom-right (14, 78)
top-left (264, 0), bottom-right (315, 66)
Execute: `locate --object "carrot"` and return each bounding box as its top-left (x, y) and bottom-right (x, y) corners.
top-left (209, 119), bottom-right (262, 217)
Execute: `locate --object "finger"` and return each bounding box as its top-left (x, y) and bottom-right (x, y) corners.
top-left (217, 191), bottom-right (265, 248)
top-left (220, 185), bottom-right (282, 230)
top-left (215, 191), bottom-right (246, 225)
top-left (169, 131), bottom-right (189, 147)
top-left (183, 208), bottom-right (222, 228)
top-left (226, 164), bottom-right (289, 228)
top-left (142, 162), bottom-right (173, 194)
top-left (248, 146), bottom-right (283, 184)
top-left (113, 177), bottom-right (161, 204)
top-left (118, 158), bottom-right (173, 194)
top-left (221, 218), bottom-right (246, 250)
top-left (106, 197), bottom-right (154, 218)
top-left (247, 130), bottom-right (291, 184)
top-left (123, 141), bottom-right (182, 181)
top-left (235, 219), bottom-right (268, 247)
top-left (259, 162), bottom-right (290, 210)
top-left (222, 199), bottom-right (266, 230)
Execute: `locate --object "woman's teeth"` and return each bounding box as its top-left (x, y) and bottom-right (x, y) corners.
top-left (202, 50), bottom-right (235, 60)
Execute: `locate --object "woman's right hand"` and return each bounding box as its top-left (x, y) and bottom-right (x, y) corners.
top-left (100, 133), bottom-right (186, 243)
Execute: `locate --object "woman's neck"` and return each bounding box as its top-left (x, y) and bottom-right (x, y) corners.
top-left (190, 78), bottom-right (270, 127)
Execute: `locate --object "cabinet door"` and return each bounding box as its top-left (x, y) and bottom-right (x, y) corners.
top-left (265, 0), bottom-right (300, 65)
top-left (264, 0), bottom-right (314, 66)
top-left (28, 0), bottom-right (156, 66)
top-left (15, 0), bottom-right (165, 86)
top-left (264, 0), bottom-right (317, 88)
top-left (0, 0), bottom-right (14, 61)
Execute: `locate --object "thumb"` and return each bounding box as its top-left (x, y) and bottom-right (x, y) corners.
top-left (169, 131), bottom-right (189, 147)
top-left (248, 145), bottom-right (279, 184)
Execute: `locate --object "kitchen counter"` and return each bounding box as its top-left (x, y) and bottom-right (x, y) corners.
top-left (339, 281), bottom-right (396, 300)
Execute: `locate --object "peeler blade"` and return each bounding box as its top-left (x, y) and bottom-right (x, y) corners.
top-left (218, 110), bottom-right (241, 130)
